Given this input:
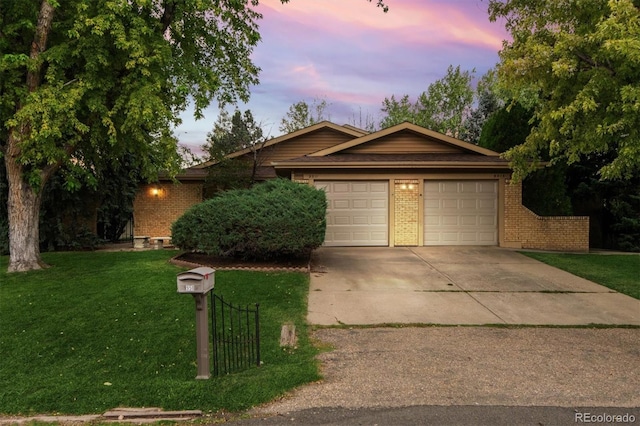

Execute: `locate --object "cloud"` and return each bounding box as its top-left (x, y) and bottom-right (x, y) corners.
top-left (177, 0), bottom-right (510, 143)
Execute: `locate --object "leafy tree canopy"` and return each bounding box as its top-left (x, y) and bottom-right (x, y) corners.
top-left (489, 0), bottom-right (640, 181)
top-left (0, 0), bottom-right (385, 272)
top-left (204, 109), bottom-right (264, 161)
top-left (380, 65), bottom-right (475, 138)
top-left (279, 98), bottom-right (330, 134)
top-left (202, 108), bottom-right (267, 192)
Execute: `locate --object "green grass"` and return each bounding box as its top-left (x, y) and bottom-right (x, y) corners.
top-left (521, 252), bottom-right (640, 300)
top-left (0, 251), bottom-right (320, 415)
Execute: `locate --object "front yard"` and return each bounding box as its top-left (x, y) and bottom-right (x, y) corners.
top-left (0, 250), bottom-right (319, 415)
top-left (521, 252), bottom-right (639, 300)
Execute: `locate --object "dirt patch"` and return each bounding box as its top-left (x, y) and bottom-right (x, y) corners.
top-left (172, 252), bottom-right (311, 272)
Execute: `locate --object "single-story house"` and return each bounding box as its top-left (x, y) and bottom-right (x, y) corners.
top-left (133, 121), bottom-right (589, 251)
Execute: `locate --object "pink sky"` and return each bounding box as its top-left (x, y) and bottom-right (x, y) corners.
top-left (177, 0), bottom-right (509, 151)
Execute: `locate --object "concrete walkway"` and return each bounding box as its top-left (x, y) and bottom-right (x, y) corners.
top-left (308, 247), bottom-right (640, 326)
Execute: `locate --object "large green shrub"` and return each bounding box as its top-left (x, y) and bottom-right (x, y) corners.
top-left (172, 178), bottom-right (327, 259)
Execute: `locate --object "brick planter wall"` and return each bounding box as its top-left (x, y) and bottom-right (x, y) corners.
top-left (133, 182), bottom-right (203, 238)
top-left (504, 179), bottom-right (589, 252)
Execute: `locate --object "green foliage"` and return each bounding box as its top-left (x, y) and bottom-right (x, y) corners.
top-left (172, 179), bottom-right (327, 259)
top-left (203, 109), bottom-right (265, 193)
top-left (39, 173), bottom-right (103, 252)
top-left (205, 109), bottom-right (264, 161)
top-left (479, 103), bottom-right (572, 216)
top-left (380, 65), bottom-right (475, 137)
top-left (567, 159), bottom-right (640, 251)
top-left (279, 98), bottom-right (330, 134)
top-left (459, 70), bottom-right (503, 144)
top-left (489, 0), bottom-right (640, 180)
top-left (478, 103), bottom-right (533, 154)
top-left (0, 250), bottom-right (319, 414)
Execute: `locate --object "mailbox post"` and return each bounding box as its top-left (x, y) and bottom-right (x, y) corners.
top-left (177, 267), bottom-right (215, 380)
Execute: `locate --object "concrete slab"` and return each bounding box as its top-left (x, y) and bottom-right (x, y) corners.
top-left (472, 292), bottom-right (640, 325)
top-left (308, 246), bottom-right (640, 326)
top-left (308, 291), bottom-right (503, 325)
top-left (310, 247), bottom-right (456, 292)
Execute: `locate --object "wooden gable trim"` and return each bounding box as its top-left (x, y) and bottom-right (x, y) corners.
top-left (308, 122), bottom-right (500, 157)
top-left (191, 121), bottom-right (363, 169)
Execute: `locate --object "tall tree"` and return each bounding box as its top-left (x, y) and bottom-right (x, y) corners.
top-left (0, 0), bottom-right (260, 272)
top-left (380, 65), bottom-right (475, 137)
top-left (279, 98), bottom-right (330, 134)
top-left (459, 69), bottom-right (503, 144)
top-left (203, 108), bottom-right (266, 192)
top-left (1, 0), bottom-right (386, 272)
top-left (488, 0), bottom-right (640, 181)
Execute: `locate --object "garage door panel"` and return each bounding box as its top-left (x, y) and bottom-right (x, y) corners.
top-left (479, 215), bottom-right (497, 226)
top-left (316, 181), bottom-right (389, 246)
top-left (352, 215), bottom-right (370, 225)
top-left (370, 182), bottom-right (388, 192)
top-left (424, 180), bottom-right (497, 246)
top-left (333, 216), bottom-right (351, 225)
top-left (461, 216), bottom-right (477, 226)
top-left (333, 183), bottom-right (350, 193)
top-left (370, 199), bottom-right (387, 209)
top-left (352, 199), bottom-right (368, 209)
top-left (442, 216), bottom-right (459, 226)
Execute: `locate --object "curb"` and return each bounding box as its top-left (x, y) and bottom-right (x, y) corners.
top-left (0, 409), bottom-right (202, 424)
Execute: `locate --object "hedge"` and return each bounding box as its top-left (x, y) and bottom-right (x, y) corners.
top-left (171, 179), bottom-right (327, 259)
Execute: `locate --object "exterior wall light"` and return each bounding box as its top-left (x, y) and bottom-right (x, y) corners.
top-left (151, 187), bottom-right (160, 197)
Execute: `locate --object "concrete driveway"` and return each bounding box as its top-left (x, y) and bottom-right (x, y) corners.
top-left (308, 247), bottom-right (640, 326)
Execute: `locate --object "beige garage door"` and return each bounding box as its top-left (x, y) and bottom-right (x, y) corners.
top-left (424, 180), bottom-right (497, 245)
top-left (315, 181), bottom-right (388, 246)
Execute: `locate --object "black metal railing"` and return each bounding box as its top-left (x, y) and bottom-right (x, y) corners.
top-left (210, 293), bottom-right (260, 376)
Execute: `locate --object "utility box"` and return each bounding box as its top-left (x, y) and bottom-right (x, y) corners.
top-left (177, 267), bottom-right (215, 294)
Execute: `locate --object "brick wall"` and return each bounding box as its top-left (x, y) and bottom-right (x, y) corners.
top-left (133, 182), bottom-right (203, 238)
top-left (394, 179), bottom-right (420, 246)
top-left (503, 179), bottom-right (589, 252)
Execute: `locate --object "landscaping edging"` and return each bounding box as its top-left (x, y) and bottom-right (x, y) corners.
top-left (170, 253), bottom-right (311, 273)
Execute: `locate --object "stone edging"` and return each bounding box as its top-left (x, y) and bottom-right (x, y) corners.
top-left (170, 254), bottom-right (310, 273)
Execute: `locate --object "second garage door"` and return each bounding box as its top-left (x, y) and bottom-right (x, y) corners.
top-left (424, 180), bottom-right (497, 245)
top-left (315, 181), bottom-right (388, 246)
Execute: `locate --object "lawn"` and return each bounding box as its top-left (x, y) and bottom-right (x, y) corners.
top-left (0, 250), bottom-right (320, 415)
top-left (521, 252), bottom-right (640, 300)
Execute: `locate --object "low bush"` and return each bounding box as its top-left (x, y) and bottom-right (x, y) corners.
top-left (172, 178), bottom-right (327, 259)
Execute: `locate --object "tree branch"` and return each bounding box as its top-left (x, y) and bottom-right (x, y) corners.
top-left (161, 0), bottom-right (176, 34)
top-left (27, 0), bottom-right (55, 92)
top-left (576, 51), bottom-right (616, 76)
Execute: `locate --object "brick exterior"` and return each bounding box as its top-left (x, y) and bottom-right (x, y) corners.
top-left (503, 179), bottom-right (589, 252)
top-left (133, 182), bottom-right (203, 239)
top-left (394, 179), bottom-right (420, 246)
top-left (132, 176), bottom-right (590, 252)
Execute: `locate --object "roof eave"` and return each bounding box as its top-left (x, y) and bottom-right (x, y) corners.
top-left (272, 161), bottom-right (512, 169)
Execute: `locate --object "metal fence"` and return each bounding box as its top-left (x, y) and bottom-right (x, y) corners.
top-left (210, 293), bottom-right (260, 376)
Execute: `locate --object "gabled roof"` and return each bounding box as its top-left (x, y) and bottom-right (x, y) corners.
top-left (309, 121), bottom-right (500, 157)
top-left (270, 122), bottom-right (510, 170)
top-left (308, 122), bottom-right (500, 157)
top-left (191, 121), bottom-right (365, 169)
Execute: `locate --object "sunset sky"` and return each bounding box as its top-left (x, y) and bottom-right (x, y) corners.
top-left (176, 0), bottom-right (509, 152)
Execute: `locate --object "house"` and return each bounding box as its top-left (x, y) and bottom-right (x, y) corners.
top-left (133, 121), bottom-right (589, 251)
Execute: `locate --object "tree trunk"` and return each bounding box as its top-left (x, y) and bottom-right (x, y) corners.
top-left (4, 0), bottom-right (56, 272)
top-left (5, 138), bottom-right (47, 272)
